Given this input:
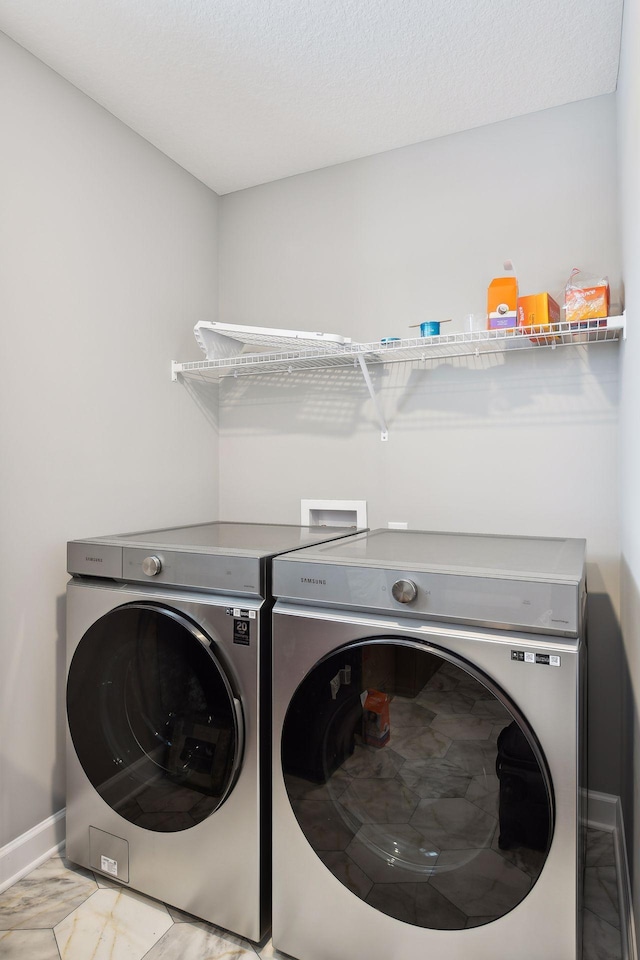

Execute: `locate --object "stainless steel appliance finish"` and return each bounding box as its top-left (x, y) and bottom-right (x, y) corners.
top-left (271, 528), bottom-right (586, 960)
top-left (66, 521), bottom-right (362, 942)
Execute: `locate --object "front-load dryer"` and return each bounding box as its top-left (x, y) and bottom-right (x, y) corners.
top-left (65, 520), bottom-right (363, 941)
top-left (271, 528), bottom-right (586, 960)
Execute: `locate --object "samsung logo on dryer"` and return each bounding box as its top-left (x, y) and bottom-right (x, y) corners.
top-left (301, 577), bottom-right (326, 585)
top-left (84, 556), bottom-right (103, 563)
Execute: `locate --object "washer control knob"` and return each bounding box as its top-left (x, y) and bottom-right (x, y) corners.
top-left (142, 555), bottom-right (162, 577)
top-left (392, 579), bottom-right (417, 604)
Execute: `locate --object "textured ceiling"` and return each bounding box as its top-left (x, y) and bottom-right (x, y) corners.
top-left (0, 0), bottom-right (624, 195)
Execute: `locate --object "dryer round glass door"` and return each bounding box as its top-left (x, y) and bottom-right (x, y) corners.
top-left (67, 603), bottom-right (244, 832)
top-left (281, 639), bottom-right (554, 929)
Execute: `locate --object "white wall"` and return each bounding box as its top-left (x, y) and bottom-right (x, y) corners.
top-left (218, 96), bottom-right (622, 795)
top-left (0, 33), bottom-right (219, 849)
top-left (617, 0), bottom-right (640, 930)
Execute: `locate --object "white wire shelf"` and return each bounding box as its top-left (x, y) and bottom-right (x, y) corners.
top-left (172, 315), bottom-right (625, 441)
top-left (172, 316), bottom-right (625, 383)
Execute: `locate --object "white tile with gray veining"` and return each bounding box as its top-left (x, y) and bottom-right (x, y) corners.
top-left (339, 777), bottom-right (420, 824)
top-left (257, 938), bottom-right (293, 960)
top-left (585, 827), bottom-right (616, 867)
top-left (0, 856), bottom-right (97, 930)
top-left (388, 697), bottom-right (436, 727)
top-left (166, 904), bottom-right (203, 924)
top-left (290, 798), bottom-right (355, 850)
top-left (430, 714), bottom-right (495, 741)
top-left (465, 772), bottom-right (500, 817)
top-left (420, 671), bottom-right (459, 693)
top-left (341, 743), bottom-right (405, 779)
top-left (582, 907), bottom-right (623, 960)
top-left (374, 878), bottom-right (469, 929)
top-left (490, 830), bottom-right (546, 879)
top-left (317, 849), bottom-right (374, 899)
top-left (470, 698), bottom-right (512, 720)
top-left (143, 920), bottom-right (258, 960)
top-left (410, 797), bottom-right (497, 850)
top-left (397, 757), bottom-right (472, 799)
top-left (390, 726), bottom-right (451, 762)
top-left (584, 865), bottom-right (620, 929)
top-left (429, 848), bottom-right (531, 916)
top-left (0, 833), bottom-right (624, 960)
top-left (345, 822), bottom-right (439, 884)
top-left (285, 769), bottom-right (352, 800)
top-left (441, 739), bottom-right (498, 776)
top-left (416, 690), bottom-right (476, 716)
top-left (0, 928), bottom-right (61, 959)
top-left (53, 887), bottom-right (173, 960)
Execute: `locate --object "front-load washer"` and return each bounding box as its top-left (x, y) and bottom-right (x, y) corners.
top-left (271, 528), bottom-right (586, 960)
top-left (65, 520), bottom-right (364, 941)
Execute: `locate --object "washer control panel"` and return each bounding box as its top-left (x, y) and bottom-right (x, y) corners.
top-left (66, 540), bottom-right (262, 597)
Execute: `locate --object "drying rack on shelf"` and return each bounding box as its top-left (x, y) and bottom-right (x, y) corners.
top-left (192, 319), bottom-right (353, 360)
top-left (172, 315), bottom-right (626, 441)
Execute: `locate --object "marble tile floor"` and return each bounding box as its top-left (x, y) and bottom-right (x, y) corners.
top-left (0, 827), bottom-right (623, 960)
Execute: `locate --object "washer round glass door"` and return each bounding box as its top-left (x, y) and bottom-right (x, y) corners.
top-left (67, 603), bottom-right (243, 832)
top-left (281, 639), bottom-right (554, 929)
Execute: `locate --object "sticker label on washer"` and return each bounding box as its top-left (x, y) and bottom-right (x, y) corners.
top-left (233, 619), bottom-right (251, 645)
top-left (512, 650), bottom-right (561, 666)
top-left (536, 654), bottom-right (561, 666)
top-left (226, 608), bottom-right (256, 619)
top-left (100, 856), bottom-right (118, 877)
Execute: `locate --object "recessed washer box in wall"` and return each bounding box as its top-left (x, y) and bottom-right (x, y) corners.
top-left (301, 499), bottom-right (367, 529)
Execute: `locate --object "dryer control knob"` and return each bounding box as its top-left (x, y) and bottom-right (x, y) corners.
top-left (142, 555), bottom-right (162, 577)
top-left (392, 579), bottom-right (417, 603)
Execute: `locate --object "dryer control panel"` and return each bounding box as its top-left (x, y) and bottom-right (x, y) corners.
top-left (273, 560), bottom-right (582, 636)
top-left (271, 529), bottom-right (586, 638)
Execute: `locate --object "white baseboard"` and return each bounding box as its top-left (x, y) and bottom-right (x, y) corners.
top-left (0, 809), bottom-right (66, 895)
top-left (587, 791), bottom-right (637, 960)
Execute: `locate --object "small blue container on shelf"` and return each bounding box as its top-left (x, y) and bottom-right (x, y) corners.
top-left (419, 321), bottom-right (441, 337)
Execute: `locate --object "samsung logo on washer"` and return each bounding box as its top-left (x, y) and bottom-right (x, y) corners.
top-left (85, 556), bottom-right (103, 563)
top-left (301, 577), bottom-right (326, 585)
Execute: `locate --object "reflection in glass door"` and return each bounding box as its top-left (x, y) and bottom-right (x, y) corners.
top-left (281, 639), bottom-right (553, 929)
top-left (68, 604), bottom-right (242, 833)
